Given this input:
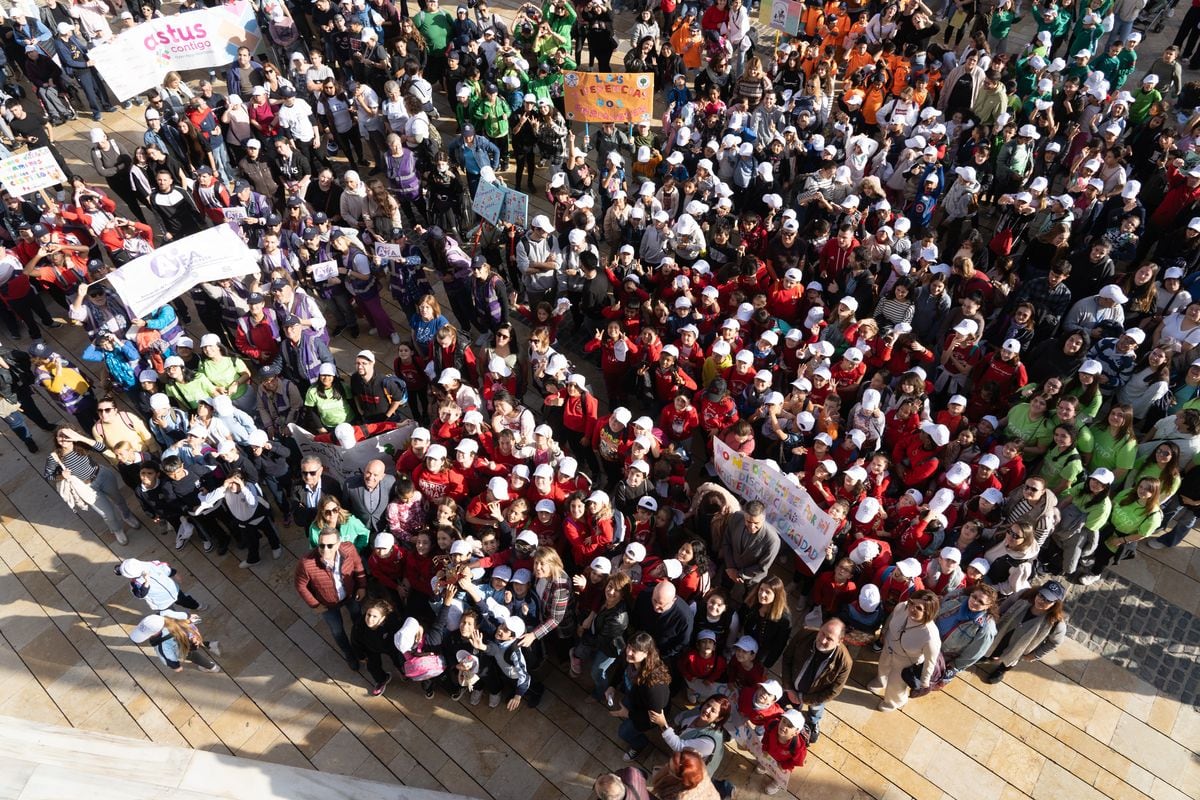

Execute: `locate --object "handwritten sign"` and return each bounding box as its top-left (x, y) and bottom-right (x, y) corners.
top-left (309, 260), bottom-right (339, 282)
top-left (374, 242), bottom-right (405, 259)
top-left (471, 179), bottom-right (507, 225)
top-left (563, 72), bottom-right (655, 123)
top-left (500, 188), bottom-right (529, 228)
top-left (0, 148), bottom-right (67, 196)
top-left (712, 438), bottom-right (838, 573)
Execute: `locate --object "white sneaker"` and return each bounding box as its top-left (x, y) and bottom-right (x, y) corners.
top-left (1078, 573), bottom-right (1101, 586)
top-left (272, 547), bottom-right (283, 559)
top-left (1146, 539), bottom-right (1169, 550)
top-left (488, 693), bottom-right (501, 708)
top-left (764, 782), bottom-right (784, 795)
top-left (113, 530), bottom-right (128, 545)
top-left (208, 640), bottom-right (222, 656)
top-left (390, 332), bottom-right (401, 345)
top-left (238, 560), bottom-right (255, 569)
top-left (469, 690), bottom-right (482, 706)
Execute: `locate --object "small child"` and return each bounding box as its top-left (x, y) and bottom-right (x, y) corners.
top-left (115, 557), bottom-right (204, 613)
top-left (756, 709), bottom-right (809, 795)
top-left (678, 629), bottom-right (728, 703)
top-left (503, 568), bottom-right (539, 627)
top-left (728, 679), bottom-right (785, 753)
top-left (479, 564), bottom-right (512, 605)
top-left (724, 635), bottom-right (767, 697)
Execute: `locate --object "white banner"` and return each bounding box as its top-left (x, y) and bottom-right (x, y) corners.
top-left (0, 148), bottom-right (67, 197)
top-left (712, 438), bottom-right (838, 573)
top-left (289, 422), bottom-right (416, 482)
top-left (90, 1), bottom-right (262, 101)
top-left (106, 225), bottom-right (258, 318)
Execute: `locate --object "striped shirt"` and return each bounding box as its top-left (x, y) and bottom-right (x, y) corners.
top-left (43, 441), bottom-right (106, 483)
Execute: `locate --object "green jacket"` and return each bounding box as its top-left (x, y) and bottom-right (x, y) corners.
top-left (989, 9), bottom-right (1015, 38)
top-left (1129, 88), bottom-right (1162, 124)
top-left (1089, 53), bottom-right (1121, 87)
top-left (1115, 49), bottom-right (1137, 90)
top-left (472, 95), bottom-right (511, 139)
top-left (306, 514), bottom-right (371, 550)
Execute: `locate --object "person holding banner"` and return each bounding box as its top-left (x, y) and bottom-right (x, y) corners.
top-left (52, 22), bottom-right (116, 121)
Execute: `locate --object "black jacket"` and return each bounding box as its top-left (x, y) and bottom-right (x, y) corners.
top-left (585, 600), bottom-right (630, 658)
top-left (289, 474), bottom-right (344, 530)
top-left (632, 591), bottom-right (694, 662)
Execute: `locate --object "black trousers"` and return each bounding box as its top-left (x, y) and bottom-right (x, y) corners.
top-left (231, 513), bottom-right (281, 563)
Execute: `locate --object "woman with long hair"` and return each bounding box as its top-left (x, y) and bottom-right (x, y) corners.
top-left (307, 496), bottom-right (371, 550)
top-left (984, 522), bottom-right (1041, 597)
top-left (44, 425), bottom-right (139, 545)
top-left (738, 575), bottom-right (792, 669)
top-left (1079, 477), bottom-right (1164, 585)
top-left (515, 546), bottom-right (573, 705)
top-left (130, 610), bottom-right (220, 673)
top-left (869, 589), bottom-right (941, 712)
top-left (979, 581), bottom-right (1068, 684)
top-left (604, 631), bottom-right (673, 761)
top-left (572, 571), bottom-right (632, 700)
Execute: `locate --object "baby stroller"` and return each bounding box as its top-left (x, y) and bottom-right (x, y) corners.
top-left (1137, 0), bottom-right (1179, 33)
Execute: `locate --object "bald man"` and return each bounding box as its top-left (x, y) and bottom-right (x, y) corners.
top-left (780, 617), bottom-right (853, 742)
top-left (342, 459), bottom-right (395, 537)
top-left (592, 769), bottom-right (648, 800)
top-left (632, 581), bottom-right (694, 663)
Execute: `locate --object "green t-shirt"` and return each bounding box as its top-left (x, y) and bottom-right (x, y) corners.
top-left (1005, 404), bottom-right (1055, 449)
top-left (1078, 426), bottom-right (1137, 472)
top-left (1039, 446), bottom-right (1085, 492)
top-left (199, 356), bottom-right (248, 400)
top-left (304, 385), bottom-right (352, 428)
top-left (1062, 484), bottom-right (1113, 532)
top-left (414, 10), bottom-right (453, 51)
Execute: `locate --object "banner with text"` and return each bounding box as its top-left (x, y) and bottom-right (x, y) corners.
top-left (106, 225), bottom-right (259, 318)
top-left (289, 422), bottom-right (416, 482)
top-left (712, 438), bottom-right (838, 573)
top-left (90, 1), bottom-right (262, 101)
top-left (563, 71), bottom-right (655, 123)
top-left (0, 148), bottom-right (67, 196)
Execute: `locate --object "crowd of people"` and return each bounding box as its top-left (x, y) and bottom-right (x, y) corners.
top-left (0, 0), bottom-right (1196, 796)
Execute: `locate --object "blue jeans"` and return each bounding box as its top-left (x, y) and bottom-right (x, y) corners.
top-left (3, 411), bottom-right (31, 441)
top-left (805, 703), bottom-right (825, 732)
top-left (1161, 506), bottom-right (1196, 548)
top-left (320, 599), bottom-right (362, 660)
top-left (1107, 16), bottom-right (1136, 49)
top-left (590, 652), bottom-right (616, 701)
top-left (618, 717), bottom-right (650, 752)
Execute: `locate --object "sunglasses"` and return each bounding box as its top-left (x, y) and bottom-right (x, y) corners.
top-left (319, 542), bottom-right (338, 549)
top-left (302, 470), bottom-right (318, 476)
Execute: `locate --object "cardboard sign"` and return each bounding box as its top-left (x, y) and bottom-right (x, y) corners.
top-left (0, 148), bottom-right (67, 196)
top-left (563, 72), bottom-right (655, 123)
top-left (500, 188), bottom-right (529, 228)
top-left (471, 179), bottom-right (507, 225)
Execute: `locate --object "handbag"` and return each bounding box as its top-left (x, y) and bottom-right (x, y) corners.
top-left (403, 651), bottom-right (445, 681)
top-left (51, 452), bottom-right (98, 511)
